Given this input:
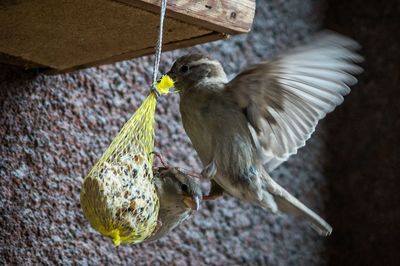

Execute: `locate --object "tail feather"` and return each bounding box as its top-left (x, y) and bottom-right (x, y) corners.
top-left (264, 175), bottom-right (332, 236)
top-left (274, 194), bottom-right (333, 236)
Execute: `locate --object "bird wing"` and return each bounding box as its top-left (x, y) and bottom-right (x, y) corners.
top-left (225, 32), bottom-right (363, 171)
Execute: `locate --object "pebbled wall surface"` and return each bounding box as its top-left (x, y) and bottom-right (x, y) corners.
top-left (1, 0), bottom-right (398, 265)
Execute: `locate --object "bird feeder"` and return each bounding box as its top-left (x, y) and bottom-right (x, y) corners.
top-left (0, 0), bottom-right (255, 73)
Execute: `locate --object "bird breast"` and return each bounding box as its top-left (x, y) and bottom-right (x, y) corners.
top-left (180, 87), bottom-right (258, 177)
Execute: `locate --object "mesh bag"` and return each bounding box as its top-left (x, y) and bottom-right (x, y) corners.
top-left (80, 76), bottom-right (173, 246)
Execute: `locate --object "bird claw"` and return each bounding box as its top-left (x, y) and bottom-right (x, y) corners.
top-left (150, 151), bottom-right (169, 168)
top-left (203, 192), bottom-right (223, 201)
top-left (147, 219), bottom-right (163, 241)
top-left (156, 220), bottom-right (163, 230)
top-left (201, 161), bottom-right (217, 179)
top-left (203, 180), bottom-right (224, 201)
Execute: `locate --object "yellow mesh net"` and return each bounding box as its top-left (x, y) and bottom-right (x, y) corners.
top-left (80, 75), bottom-right (174, 246)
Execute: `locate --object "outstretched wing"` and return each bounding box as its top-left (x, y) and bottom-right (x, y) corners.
top-left (225, 32), bottom-right (363, 171)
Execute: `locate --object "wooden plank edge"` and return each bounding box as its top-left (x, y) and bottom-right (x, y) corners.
top-left (114, 0), bottom-right (255, 35)
top-left (44, 32), bottom-right (227, 75)
top-left (0, 52), bottom-right (47, 69)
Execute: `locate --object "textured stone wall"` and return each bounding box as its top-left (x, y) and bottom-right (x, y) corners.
top-left (1, 0), bottom-right (398, 265)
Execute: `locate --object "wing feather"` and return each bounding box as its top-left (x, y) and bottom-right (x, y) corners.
top-left (226, 32), bottom-right (363, 171)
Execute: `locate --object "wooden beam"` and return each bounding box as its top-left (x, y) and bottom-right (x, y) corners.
top-left (46, 32), bottom-right (227, 74)
top-left (0, 0), bottom-right (255, 73)
top-left (115, 0), bottom-right (255, 34)
top-left (0, 53), bottom-right (45, 69)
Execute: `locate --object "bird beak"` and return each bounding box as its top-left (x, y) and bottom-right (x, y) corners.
top-left (183, 195), bottom-right (201, 211)
top-left (165, 71), bottom-right (178, 92)
top-left (166, 70), bottom-right (176, 80)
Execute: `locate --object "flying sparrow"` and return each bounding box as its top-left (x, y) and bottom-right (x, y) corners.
top-left (145, 165), bottom-right (203, 242)
top-left (166, 32), bottom-right (363, 236)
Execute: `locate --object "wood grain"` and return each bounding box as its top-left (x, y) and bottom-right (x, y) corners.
top-left (46, 32), bottom-right (226, 74)
top-left (0, 0), bottom-right (253, 72)
top-left (115, 0), bottom-right (256, 34)
top-left (0, 0), bottom-right (212, 70)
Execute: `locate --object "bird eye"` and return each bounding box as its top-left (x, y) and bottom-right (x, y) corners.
top-left (179, 65), bottom-right (189, 73)
top-left (180, 184), bottom-right (189, 192)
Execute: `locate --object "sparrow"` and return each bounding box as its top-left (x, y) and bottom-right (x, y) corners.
top-left (80, 152), bottom-right (203, 245)
top-left (166, 32), bottom-right (363, 236)
top-left (145, 165), bottom-right (203, 242)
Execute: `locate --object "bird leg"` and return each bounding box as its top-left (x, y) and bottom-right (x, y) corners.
top-left (150, 151), bottom-right (169, 168)
top-left (203, 180), bottom-right (224, 201)
top-left (201, 161), bottom-right (217, 179)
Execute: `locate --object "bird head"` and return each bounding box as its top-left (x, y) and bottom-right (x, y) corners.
top-left (155, 167), bottom-right (203, 211)
top-left (167, 53), bottom-right (228, 93)
top-left (144, 167), bottom-right (204, 242)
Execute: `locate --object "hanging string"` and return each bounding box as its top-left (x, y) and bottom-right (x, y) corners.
top-left (151, 0), bottom-right (168, 96)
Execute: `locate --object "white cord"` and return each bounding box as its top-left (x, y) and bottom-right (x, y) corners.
top-left (151, 0), bottom-right (168, 96)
